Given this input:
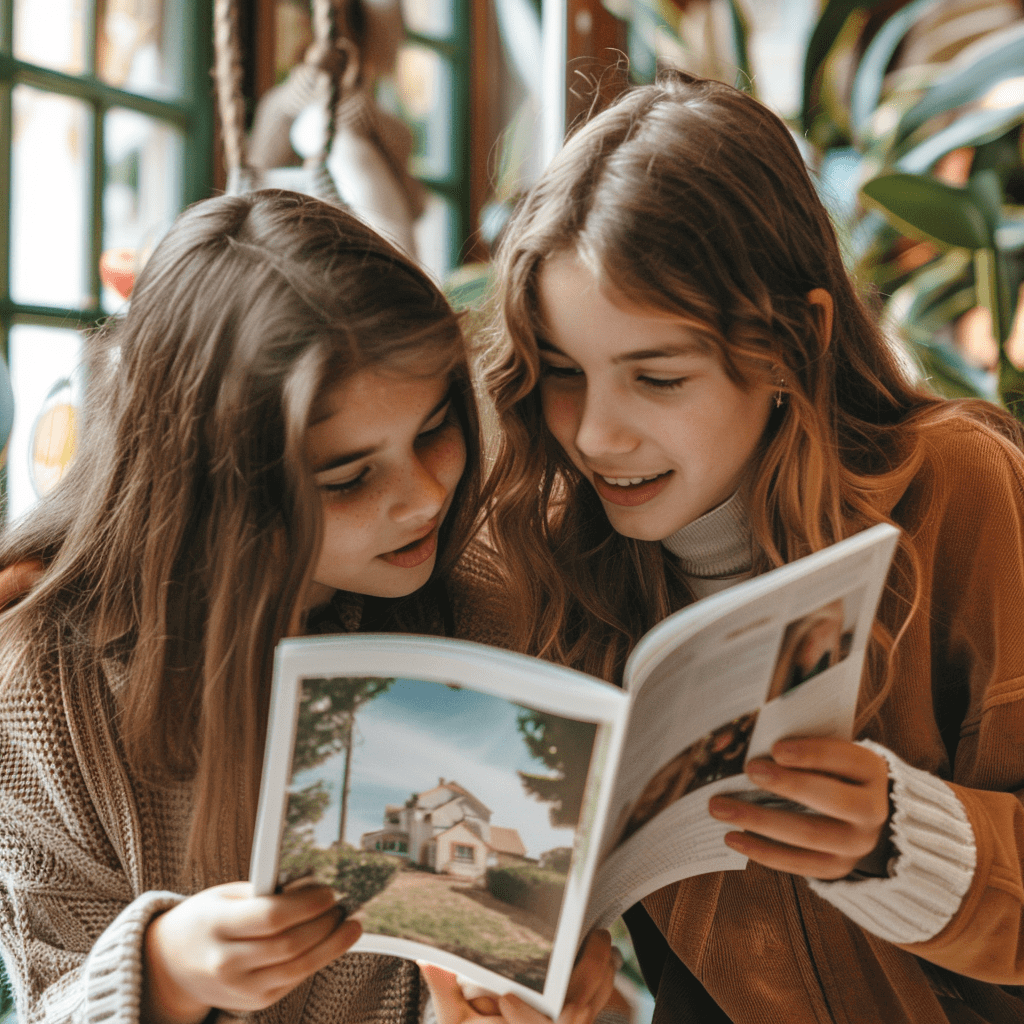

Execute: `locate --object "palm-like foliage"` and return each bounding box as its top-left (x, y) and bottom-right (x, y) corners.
top-left (802, 0), bottom-right (1024, 416)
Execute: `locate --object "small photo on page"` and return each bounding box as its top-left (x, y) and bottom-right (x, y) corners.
top-left (279, 676), bottom-right (598, 993)
top-left (605, 711), bottom-right (758, 855)
top-left (765, 590), bottom-right (862, 702)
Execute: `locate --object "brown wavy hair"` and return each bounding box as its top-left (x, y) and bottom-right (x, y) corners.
top-left (0, 189), bottom-right (482, 881)
top-left (484, 70), bottom-right (1023, 717)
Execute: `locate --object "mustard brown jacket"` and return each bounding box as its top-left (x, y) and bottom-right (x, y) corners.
top-left (633, 417), bottom-right (1024, 1023)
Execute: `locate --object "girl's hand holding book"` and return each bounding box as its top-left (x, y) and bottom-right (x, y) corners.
top-left (142, 881), bottom-right (362, 1024)
top-left (419, 930), bottom-right (617, 1024)
top-left (708, 737), bottom-right (892, 880)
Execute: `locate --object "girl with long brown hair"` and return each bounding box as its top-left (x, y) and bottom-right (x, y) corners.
top-left (485, 70), bottom-right (1024, 1023)
top-left (0, 189), bottom-right (615, 1024)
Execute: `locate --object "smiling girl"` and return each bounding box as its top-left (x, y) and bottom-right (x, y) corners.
top-left (0, 190), bottom-right (614, 1024)
top-left (484, 72), bottom-right (1024, 1023)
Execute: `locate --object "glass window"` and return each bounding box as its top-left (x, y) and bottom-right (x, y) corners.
top-left (10, 87), bottom-right (91, 310)
top-left (13, 0), bottom-right (89, 75)
top-left (454, 844), bottom-right (475, 861)
top-left (1, 0), bottom-right (212, 522)
top-left (98, 0), bottom-right (186, 98)
top-left (414, 192), bottom-right (455, 283)
top-left (102, 108), bottom-right (184, 310)
top-left (7, 326), bottom-right (84, 523)
top-left (395, 45), bottom-right (453, 181)
top-left (401, 0), bottom-right (455, 41)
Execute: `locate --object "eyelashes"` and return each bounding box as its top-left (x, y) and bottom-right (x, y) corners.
top-left (637, 375), bottom-right (688, 390)
top-left (321, 467), bottom-right (369, 495)
top-left (318, 404), bottom-right (459, 498)
top-left (539, 363), bottom-right (689, 390)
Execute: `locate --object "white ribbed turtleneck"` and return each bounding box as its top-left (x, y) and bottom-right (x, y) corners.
top-left (660, 491), bottom-right (752, 599)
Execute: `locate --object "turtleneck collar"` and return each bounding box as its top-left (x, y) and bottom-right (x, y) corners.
top-left (660, 490), bottom-right (752, 578)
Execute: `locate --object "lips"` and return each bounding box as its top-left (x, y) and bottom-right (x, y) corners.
top-left (380, 522), bottom-right (439, 568)
top-left (592, 470), bottom-right (673, 507)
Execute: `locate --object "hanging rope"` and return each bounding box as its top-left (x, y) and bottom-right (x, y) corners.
top-left (213, 0), bottom-right (253, 194)
top-left (214, 0), bottom-right (352, 205)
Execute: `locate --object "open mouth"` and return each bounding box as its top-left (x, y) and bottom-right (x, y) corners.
top-left (592, 470), bottom-right (673, 507)
top-left (380, 525), bottom-right (439, 568)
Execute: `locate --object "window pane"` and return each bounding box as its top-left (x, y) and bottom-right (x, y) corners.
top-left (401, 0), bottom-right (454, 40)
top-left (102, 108), bottom-right (184, 311)
top-left (98, 0), bottom-right (184, 98)
top-left (11, 87), bottom-right (91, 310)
top-left (13, 0), bottom-right (88, 74)
top-left (413, 191), bottom-right (455, 283)
top-left (7, 326), bottom-right (84, 523)
top-left (394, 45), bottom-right (453, 180)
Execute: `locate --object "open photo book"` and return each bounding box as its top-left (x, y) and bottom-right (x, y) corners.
top-left (249, 522), bottom-right (900, 1017)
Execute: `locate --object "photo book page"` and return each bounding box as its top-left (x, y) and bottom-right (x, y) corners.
top-left (249, 637), bottom-right (630, 1019)
top-left (250, 523), bottom-right (900, 1016)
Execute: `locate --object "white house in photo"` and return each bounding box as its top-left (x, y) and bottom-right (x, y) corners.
top-left (360, 778), bottom-right (529, 880)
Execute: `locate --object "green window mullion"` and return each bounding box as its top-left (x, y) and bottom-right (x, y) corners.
top-left (403, 32), bottom-right (459, 57)
top-left (180, 0), bottom-right (214, 205)
top-left (0, 0), bottom-right (11, 55)
top-left (1, 304), bottom-right (104, 327)
top-left (0, 56), bottom-right (191, 130)
top-left (89, 101), bottom-right (104, 311)
top-left (0, 78), bottom-right (10, 362)
top-left (84, 0), bottom-right (99, 79)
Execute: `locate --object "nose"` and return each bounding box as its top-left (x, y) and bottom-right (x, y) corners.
top-left (391, 454), bottom-right (448, 525)
top-left (574, 383), bottom-right (640, 461)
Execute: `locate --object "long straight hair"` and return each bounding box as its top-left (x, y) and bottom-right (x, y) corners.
top-left (484, 71), bottom-right (1023, 717)
top-left (0, 190), bottom-right (483, 882)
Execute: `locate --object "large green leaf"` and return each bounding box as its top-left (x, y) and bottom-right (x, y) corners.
top-left (999, 353), bottom-right (1024, 419)
top-left (974, 247), bottom-right (1014, 344)
top-left (894, 26), bottom-right (1024, 146)
top-left (895, 102), bottom-right (1024, 173)
top-left (914, 340), bottom-right (994, 400)
top-left (897, 249), bottom-right (974, 325)
top-left (861, 173), bottom-right (994, 249)
top-left (849, 0), bottom-right (941, 142)
top-left (801, 0), bottom-right (888, 133)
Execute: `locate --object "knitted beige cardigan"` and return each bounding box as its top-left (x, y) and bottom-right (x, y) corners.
top-left (0, 546), bottom-right (509, 1024)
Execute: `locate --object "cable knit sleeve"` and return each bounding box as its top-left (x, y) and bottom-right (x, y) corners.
top-left (0, 652), bottom-right (185, 1024)
top-left (808, 740), bottom-right (976, 944)
top-left (810, 420), bottom-right (1024, 984)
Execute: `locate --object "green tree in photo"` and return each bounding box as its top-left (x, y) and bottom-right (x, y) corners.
top-left (516, 711), bottom-right (597, 828)
top-left (293, 676), bottom-right (396, 843)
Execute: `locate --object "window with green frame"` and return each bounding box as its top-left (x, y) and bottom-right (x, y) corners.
top-left (382, 0), bottom-right (471, 279)
top-left (0, 0), bottom-right (214, 522)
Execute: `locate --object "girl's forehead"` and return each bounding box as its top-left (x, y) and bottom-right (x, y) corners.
top-left (536, 253), bottom-right (713, 359)
top-left (310, 354), bottom-right (454, 425)
top-left (305, 368), bottom-right (453, 470)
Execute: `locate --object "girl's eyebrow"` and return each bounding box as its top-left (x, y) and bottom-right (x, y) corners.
top-left (536, 338), bottom-right (706, 360)
top-left (312, 394), bottom-right (452, 475)
top-left (314, 446), bottom-right (378, 474)
top-left (615, 341), bottom-right (706, 362)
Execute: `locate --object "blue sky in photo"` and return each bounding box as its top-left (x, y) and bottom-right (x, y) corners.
top-left (291, 677), bottom-right (583, 859)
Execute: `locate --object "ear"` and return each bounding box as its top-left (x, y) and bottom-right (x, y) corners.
top-left (806, 288), bottom-right (834, 351)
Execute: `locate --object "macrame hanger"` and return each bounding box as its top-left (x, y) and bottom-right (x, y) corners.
top-left (214, 0), bottom-right (351, 205)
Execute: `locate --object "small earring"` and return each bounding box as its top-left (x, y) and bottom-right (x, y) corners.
top-left (772, 368), bottom-right (786, 408)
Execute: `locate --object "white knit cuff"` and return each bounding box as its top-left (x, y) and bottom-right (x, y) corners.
top-left (808, 739), bottom-right (976, 945)
top-left (77, 891), bottom-right (184, 1024)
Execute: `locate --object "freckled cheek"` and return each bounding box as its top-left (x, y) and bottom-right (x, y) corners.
top-left (319, 494), bottom-right (387, 561)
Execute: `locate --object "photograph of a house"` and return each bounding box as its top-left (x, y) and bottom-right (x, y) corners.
top-left (360, 778), bottom-right (529, 880)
